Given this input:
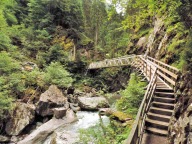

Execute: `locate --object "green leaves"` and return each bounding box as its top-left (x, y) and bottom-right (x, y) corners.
top-left (43, 62), bottom-right (74, 88)
top-left (117, 73), bottom-right (147, 116)
top-left (0, 51), bottom-right (20, 74)
top-left (0, 92), bottom-right (13, 116)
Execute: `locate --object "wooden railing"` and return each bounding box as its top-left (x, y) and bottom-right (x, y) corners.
top-left (146, 56), bottom-right (179, 88)
top-left (125, 69), bottom-right (157, 144)
top-left (88, 55), bottom-right (178, 88)
top-left (133, 55), bottom-right (178, 88)
top-left (88, 55), bottom-right (136, 69)
top-left (88, 55), bottom-right (179, 144)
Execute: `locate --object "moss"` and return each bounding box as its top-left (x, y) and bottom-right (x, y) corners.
top-left (110, 111), bottom-right (132, 122)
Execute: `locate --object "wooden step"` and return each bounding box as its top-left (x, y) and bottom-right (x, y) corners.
top-left (156, 86), bottom-right (170, 89)
top-left (146, 118), bottom-right (169, 127)
top-left (155, 88), bottom-right (173, 93)
top-left (154, 92), bottom-right (174, 98)
top-left (145, 118), bottom-right (169, 130)
top-left (147, 112), bottom-right (171, 122)
top-left (152, 102), bottom-right (174, 109)
top-left (150, 107), bottom-right (173, 116)
top-left (154, 96), bottom-right (175, 103)
top-left (145, 127), bottom-right (168, 135)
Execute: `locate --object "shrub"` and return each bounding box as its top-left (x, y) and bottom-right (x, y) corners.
top-left (43, 62), bottom-right (73, 88)
top-left (0, 92), bottom-right (13, 117)
top-left (0, 51), bottom-right (20, 74)
top-left (116, 73), bottom-right (147, 116)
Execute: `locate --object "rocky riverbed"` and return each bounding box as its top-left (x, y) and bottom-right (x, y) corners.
top-left (0, 85), bottom-right (110, 144)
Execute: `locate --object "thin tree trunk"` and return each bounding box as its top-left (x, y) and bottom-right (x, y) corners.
top-left (73, 44), bottom-right (76, 61)
top-left (95, 24), bottom-right (98, 48)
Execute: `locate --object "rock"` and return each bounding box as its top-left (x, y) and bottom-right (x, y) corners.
top-left (99, 108), bottom-right (132, 122)
top-left (5, 102), bottom-right (35, 136)
top-left (190, 116), bottom-right (192, 132)
top-left (69, 103), bottom-right (81, 112)
top-left (67, 86), bottom-right (75, 94)
top-left (11, 136), bottom-right (19, 143)
top-left (77, 96), bottom-right (109, 110)
top-left (18, 109), bottom-right (77, 144)
top-left (53, 107), bottom-right (67, 119)
top-left (136, 37), bottom-right (147, 48)
top-left (187, 132), bottom-right (192, 143)
top-left (22, 62), bottom-right (37, 71)
top-left (36, 85), bottom-right (68, 117)
top-left (49, 130), bottom-right (78, 144)
top-left (36, 122), bottom-right (43, 128)
top-left (0, 135), bottom-right (10, 142)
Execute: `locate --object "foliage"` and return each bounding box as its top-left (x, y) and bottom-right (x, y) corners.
top-left (43, 62), bottom-right (73, 88)
top-left (0, 51), bottom-right (20, 74)
top-left (79, 120), bottom-right (132, 144)
top-left (0, 92), bottom-right (13, 117)
top-left (117, 73), bottom-right (147, 116)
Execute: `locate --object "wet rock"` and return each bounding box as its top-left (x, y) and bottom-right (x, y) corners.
top-left (18, 109), bottom-right (77, 144)
top-left (77, 96), bottom-right (109, 110)
top-left (0, 135), bottom-right (10, 142)
top-left (5, 102), bottom-right (35, 136)
top-left (36, 85), bottom-right (68, 117)
top-left (54, 107), bottom-right (67, 119)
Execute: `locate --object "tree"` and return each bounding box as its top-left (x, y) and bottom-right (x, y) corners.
top-left (43, 62), bottom-right (74, 88)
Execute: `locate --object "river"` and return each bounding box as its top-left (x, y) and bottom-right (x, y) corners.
top-left (43, 111), bottom-right (110, 144)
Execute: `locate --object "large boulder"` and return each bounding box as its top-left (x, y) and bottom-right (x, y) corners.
top-left (36, 85), bottom-right (68, 117)
top-left (77, 96), bottom-right (109, 110)
top-left (18, 109), bottom-right (77, 144)
top-left (5, 102), bottom-right (35, 136)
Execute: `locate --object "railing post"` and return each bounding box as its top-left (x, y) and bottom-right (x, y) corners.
top-left (146, 63), bottom-right (147, 78)
top-left (149, 66), bottom-right (151, 81)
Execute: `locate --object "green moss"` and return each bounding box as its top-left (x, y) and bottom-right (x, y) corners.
top-left (167, 39), bottom-right (185, 52)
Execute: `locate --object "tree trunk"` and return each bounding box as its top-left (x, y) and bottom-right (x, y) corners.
top-left (73, 44), bottom-right (76, 61)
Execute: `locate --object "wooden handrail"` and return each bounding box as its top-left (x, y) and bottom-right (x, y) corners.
top-left (88, 54), bottom-right (179, 144)
top-left (125, 69), bottom-right (157, 144)
top-left (146, 56), bottom-right (179, 73)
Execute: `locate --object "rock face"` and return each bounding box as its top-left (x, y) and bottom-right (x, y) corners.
top-left (169, 72), bottom-right (192, 143)
top-left (36, 85), bottom-right (68, 117)
top-left (5, 102), bottom-right (35, 136)
top-left (77, 96), bottom-right (109, 110)
top-left (18, 109), bottom-right (77, 144)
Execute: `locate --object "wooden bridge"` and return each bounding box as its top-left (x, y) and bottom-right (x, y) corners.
top-left (88, 55), bottom-right (179, 144)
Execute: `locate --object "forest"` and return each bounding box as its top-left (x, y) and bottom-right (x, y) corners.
top-left (0, 0), bottom-right (191, 144)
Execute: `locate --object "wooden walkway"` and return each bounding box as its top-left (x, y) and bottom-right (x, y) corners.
top-left (88, 55), bottom-right (179, 144)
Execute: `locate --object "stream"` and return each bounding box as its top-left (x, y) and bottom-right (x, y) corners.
top-left (43, 111), bottom-right (110, 144)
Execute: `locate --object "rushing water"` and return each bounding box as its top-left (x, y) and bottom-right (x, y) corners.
top-left (43, 111), bottom-right (110, 144)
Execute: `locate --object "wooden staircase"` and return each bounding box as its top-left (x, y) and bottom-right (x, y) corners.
top-left (145, 87), bottom-right (175, 136)
top-left (88, 55), bottom-right (179, 144)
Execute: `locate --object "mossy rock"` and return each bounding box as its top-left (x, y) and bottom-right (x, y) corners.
top-left (110, 111), bottom-right (132, 122)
